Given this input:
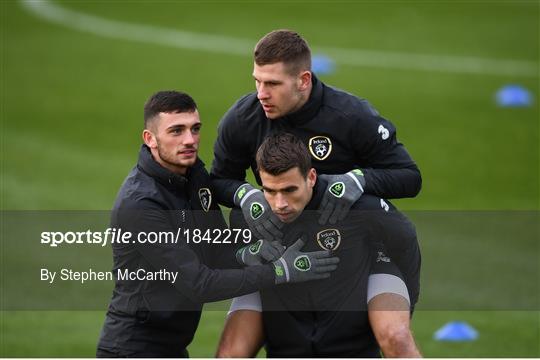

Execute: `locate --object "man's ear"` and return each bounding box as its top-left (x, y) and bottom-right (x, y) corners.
top-left (307, 168), bottom-right (317, 188)
top-left (142, 129), bottom-right (157, 149)
top-left (298, 70), bottom-right (312, 91)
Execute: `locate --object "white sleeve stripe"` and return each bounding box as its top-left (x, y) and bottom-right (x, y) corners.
top-left (227, 292), bottom-right (262, 316)
top-left (239, 189), bottom-right (259, 207)
top-left (367, 274), bottom-right (410, 305)
top-left (347, 172), bottom-right (364, 192)
top-left (279, 257), bottom-right (290, 282)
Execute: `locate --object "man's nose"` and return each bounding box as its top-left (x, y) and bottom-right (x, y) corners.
top-left (257, 85), bottom-right (270, 100)
top-left (275, 193), bottom-right (288, 210)
top-left (183, 131), bottom-right (196, 145)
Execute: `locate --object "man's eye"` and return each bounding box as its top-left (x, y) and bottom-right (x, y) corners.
top-left (192, 126), bottom-right (201, 134)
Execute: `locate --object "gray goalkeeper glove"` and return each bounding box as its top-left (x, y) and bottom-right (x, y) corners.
top-left (236, 239), bottom-right (286, 266)
top-left (272, 238), bottom-right (340, 284)
top-left (234, 183), bottom-right (284, 241)
top-left (318, 169), bottom-right (366, 225)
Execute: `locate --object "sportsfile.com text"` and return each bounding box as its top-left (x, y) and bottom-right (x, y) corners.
top-left (40, 228), bottom-right (253, 247)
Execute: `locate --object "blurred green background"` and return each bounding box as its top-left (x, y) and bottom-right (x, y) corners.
top-left (1, 0), bottom-right (538, 357)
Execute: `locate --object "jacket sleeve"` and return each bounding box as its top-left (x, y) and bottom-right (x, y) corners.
top-left (210, 105), bottom-right (252, 207)
top-left (114, 203), bottom-right (275, 304)
top-left (351, 106), bottom-right (422, 199)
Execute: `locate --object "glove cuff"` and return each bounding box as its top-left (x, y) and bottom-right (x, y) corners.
top-left (233, 183), bottom-right (257, 207)
top-left (347, 169), bottom-right (366, 192)
top-left (272, 258), bottom-right (289, 284)
top-left (236, 240), bottom-right (265, 266)
top-left (235, 246), bottom-right (247, 265)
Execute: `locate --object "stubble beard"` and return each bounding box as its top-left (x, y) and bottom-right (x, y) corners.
top-left (156, 140), bottom-right (196, 173)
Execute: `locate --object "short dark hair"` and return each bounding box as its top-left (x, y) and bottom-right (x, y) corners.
top-left (143, 90), bottom-right (197, 129)
top-left (256, 133), bottom-right (312, 178)
top-left (254, 30), bottom-right (311, 75)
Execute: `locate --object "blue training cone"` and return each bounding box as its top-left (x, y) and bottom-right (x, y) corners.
top-left (434, 321), bottom-right (478, 342)
top-left (496, 85), bottom-right (532, 107)
top-left (312, 55), bottom-right (336, 75)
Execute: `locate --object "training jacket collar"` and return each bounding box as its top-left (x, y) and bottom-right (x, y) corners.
top-left (137, 144), bottom-right (202, 192)
top-left (304, 175), bottom-right (327, 212)
top-left (279, 74), bottom-right (323, 126)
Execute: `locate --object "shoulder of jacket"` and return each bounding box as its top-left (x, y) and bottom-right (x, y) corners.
top-left (113, 168), bottom-right (168, 210)
top-left (224, 92), bottom-right (260, 124)
top-left (322, 83), bottom-right (381, 121)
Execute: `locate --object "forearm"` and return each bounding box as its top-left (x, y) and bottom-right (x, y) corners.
top-left (211, 177), bottom-right (246, 208)
top-left (216, 310), bottom-right (264, 357)
top-left (210, 110), bottom-right (251, 208)
top-left (362, 166), bottom-right (422, 199)
top-left (183, 264), bottom-right (275, 303)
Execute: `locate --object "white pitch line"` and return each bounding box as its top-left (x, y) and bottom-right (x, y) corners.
top-left (20, 0), bottom-right (538, 78)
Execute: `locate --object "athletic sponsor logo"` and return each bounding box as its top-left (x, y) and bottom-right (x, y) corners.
top-left (380, 199), bottom-right (390, 212)
top-left (236, 186), bottom-right (247, 201)
top-left (378, 124), bottom-right (390, 140)
top-left (250, 202), bottom-right (264, 220)
top-left (274, 264), bottom-right (284, 276)
top-left (198, 188), bottom-right (212, 212)
top-left (249, 239), bottom-right (263, 255)
top-left (329, 182), bottom-right (345, 198)
top-left (294, 255), bottom-right (311, 271)
top-left (316, 229), bottom-right (342, 251)
top-left (352, 169), bottom-right (364, 177)
top-left (308, 136), bottom-right (332, 160)
top-left (376, 251), bottom-right (391, 263)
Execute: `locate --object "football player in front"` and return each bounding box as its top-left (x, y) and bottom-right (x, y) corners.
top-left (216, 133), bottom-right (422, 357)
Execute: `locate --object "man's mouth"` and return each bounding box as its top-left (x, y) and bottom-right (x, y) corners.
top-left (261, 103), bottom-right (274, 112)
top-left (276, 211), bottom-right (293, 221)
top-left (178, 149), bottom-right (196, 157)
